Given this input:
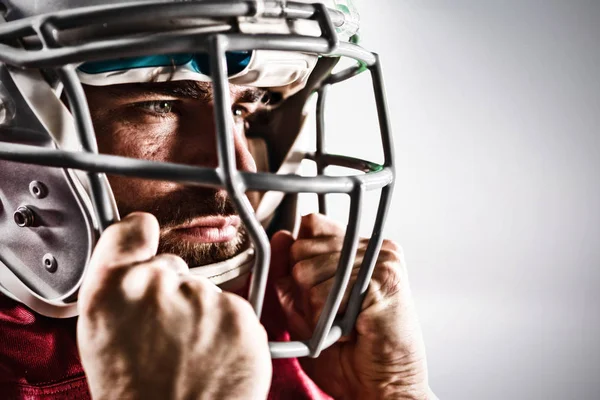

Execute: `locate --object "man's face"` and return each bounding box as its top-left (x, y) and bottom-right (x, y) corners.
top-left (85, 81), bottom-right (267, 267)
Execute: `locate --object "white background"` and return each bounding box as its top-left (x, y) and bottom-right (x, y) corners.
top-left (312, 1), bottom-right (600, 399)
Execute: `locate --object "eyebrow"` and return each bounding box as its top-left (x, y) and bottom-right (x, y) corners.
top-left (104, 81), bottom-right (267, 103)
top-left (237, 87), bottom-right (267, 104)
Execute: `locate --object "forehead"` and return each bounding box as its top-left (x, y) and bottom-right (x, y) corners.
top-left (84, 80), bottom-right (266, 103)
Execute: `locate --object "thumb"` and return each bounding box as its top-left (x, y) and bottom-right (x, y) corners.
top-left (87, 212), bottom-right (160, 275)
top-left (269, 230), bottom-right (295, 282)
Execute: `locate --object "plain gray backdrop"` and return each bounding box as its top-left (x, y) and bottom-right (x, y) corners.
top-left (305, 1), bottom-right (600, 399)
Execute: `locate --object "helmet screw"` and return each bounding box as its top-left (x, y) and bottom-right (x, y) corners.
top-left (0, 99), bottom-right (7, 125)
top-left (29, 181), bottom-right (48, 199)
top-left (43, 254), bottom-right (58, 273)
top-left (14, 206), bottom-right (35, 227)
top-left (0, 86), bottom-right (15, 126)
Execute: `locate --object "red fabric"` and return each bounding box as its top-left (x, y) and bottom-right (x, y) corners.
top-left (0, 282), bottom-right (331, 400)
top-left (0, 295), bottom-right (88, 399)
top-left (260, 280), bottom-right (332, 400)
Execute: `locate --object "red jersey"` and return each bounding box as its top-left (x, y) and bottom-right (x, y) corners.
top-left (0, 282), bottom-right (331, 400)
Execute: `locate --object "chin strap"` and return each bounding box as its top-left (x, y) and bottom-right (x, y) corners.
top-left (189, 247), bottom-right (255, 286)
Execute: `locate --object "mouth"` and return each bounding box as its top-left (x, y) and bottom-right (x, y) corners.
top-left (171, 215), bottom-right (241, 244)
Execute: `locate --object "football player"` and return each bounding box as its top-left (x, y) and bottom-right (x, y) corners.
top-left (0, 0), bottom-right (436, 398)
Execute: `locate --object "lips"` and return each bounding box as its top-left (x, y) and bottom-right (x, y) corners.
top-left (173, 215), bottom-right (241, 244)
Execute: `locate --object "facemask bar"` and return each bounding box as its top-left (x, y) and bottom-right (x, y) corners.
top-left (0, 1), bottom-right (351, 67)
top-left (33, 20), bottom-right (120, 233)
top-left (56, 66), bottom-right (120, 232)
top-left (208, 34), bottom-right (272, 318)
top-left (0, 0), bottom-right (395, 359)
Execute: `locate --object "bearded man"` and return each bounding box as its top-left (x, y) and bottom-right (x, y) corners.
top-left (0, 1), bottom-right (436, 398)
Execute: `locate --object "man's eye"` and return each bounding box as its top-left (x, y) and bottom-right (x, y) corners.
top-left (232, 104), bottom-right (249, 120)
top-left (136, 100), bottom-right (175, 115)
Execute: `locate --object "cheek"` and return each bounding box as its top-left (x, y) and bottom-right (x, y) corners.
top-left (97, 122), bottom-right (179, 162)
top-left (95, 121), bottom-right (182, 211)
top-left (108, 175), bottom-right (177, 210)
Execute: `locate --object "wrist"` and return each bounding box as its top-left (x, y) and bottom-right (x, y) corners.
top-left (351, 372), bottom-right (432, 400)
top-left (373, 383), bottom-right (432, 400)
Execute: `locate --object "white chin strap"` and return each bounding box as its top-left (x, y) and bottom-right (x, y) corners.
top-left (189, 247), bottom-right (255, 286)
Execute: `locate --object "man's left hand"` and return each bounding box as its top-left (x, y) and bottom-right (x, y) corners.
top-left (270, 214), bottom-right (435, 400)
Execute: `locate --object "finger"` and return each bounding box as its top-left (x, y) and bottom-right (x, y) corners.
top-left (274, 278), bottom-right (312, 340)
top-left (131, 254), bottom-right (189, 287)
top-left (269, 230), bottom-right (295, 281)
top-left (290, 236), bottom-right (344, 265)
top-left (88, 212), bottom-right (160, 274)
top-left (80, 213), bottom-right (160, 306)
top-left (290, 235), bottom-right (370, 265)
top-left (297, 213), bottom-right (345, 239)
top-left (291, 242), bottom-right (400, 290)
top-left (128, 254), bottom-right (194, 297)
top-left (380, 240), bottom-right (407, 268)
top-left (98, 254), bottom-right (189, 304)
top-left (292, 249), bottom-right (367, 290)
top-left (307, 278), bottom-right (354, 321)
top-left (119, 261), bottom-right (173, 302)
top-left (292, 252), bottom-right (339, 290)
top-left (292, 236), bottom-right (395, 265)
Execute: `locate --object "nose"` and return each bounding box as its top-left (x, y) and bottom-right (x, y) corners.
top-left (232, 127), bottom-right (257, 173)
top-left (185, 107), bottom-right (257, 173)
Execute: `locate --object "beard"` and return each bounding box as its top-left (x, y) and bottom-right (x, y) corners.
top-left (116, 186), bottom-right (250, 267)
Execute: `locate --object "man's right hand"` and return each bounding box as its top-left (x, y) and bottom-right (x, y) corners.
top-left (77, 212), bottom-right (271, 400)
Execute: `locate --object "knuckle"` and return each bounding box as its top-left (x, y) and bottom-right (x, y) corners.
top-left (121, 264), bottom-right (163, 298)
top-left (87, 260), bottom-right (125, 289)
top-left (178, 277), bottom-right (206, 299)
top-left (222, 291), bottom-right (248, 309)
top-left (156, 254), bottom-right (189, 275)
top-left (382, 239), bottom-right (404, 256)
top-left (378, 248), bottom-right (403, 264)
top-left (300, 213), bottom-right (321, 234)
top-left (290, 241), bottom-right (305, 264)
top-left (179, 277), bottom-right (218, 310)
top-left (156, 253), bottom-right (186, 267)
top-left (218, 294), bottom-right (264, 345)
top-left (303, 213), bottom-right (321, 226)
top-left (250, 323), bottom-right (270, 348)
top-left (331, 236), bottom-right (346, 251)
top-left (80, 263), bottom-right (161, 318)
top-left (375, 261), bottom-right (403, 297)
top-left (79, 264), bottom-right (128, 311)
top-left (291, 260), bottom-right (312, 288)
top-left (178, 275), bottom-right (201, 292)
top-left (221, 293), bottom-right (256, 325)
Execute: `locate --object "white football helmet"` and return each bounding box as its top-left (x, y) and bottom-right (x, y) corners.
top-left (0, 0), bottom-right (395, 358)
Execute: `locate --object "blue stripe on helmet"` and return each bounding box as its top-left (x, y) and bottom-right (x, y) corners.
top-left (78, 51), bottom-right (253, 77)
